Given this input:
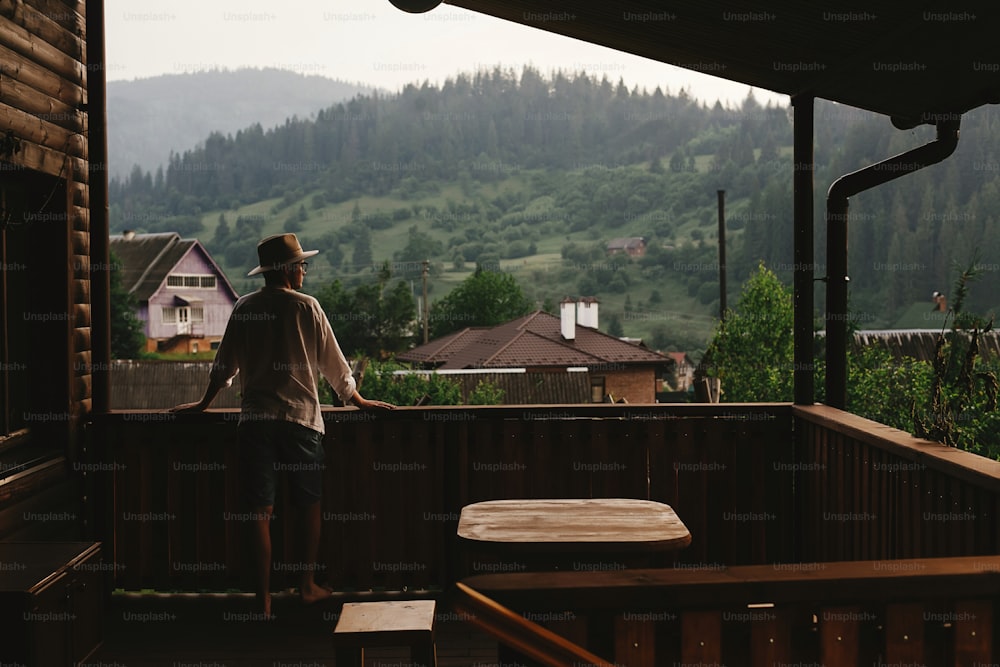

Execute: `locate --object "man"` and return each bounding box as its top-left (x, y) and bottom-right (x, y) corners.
top-left (172, 233), bottom-right (393, 617)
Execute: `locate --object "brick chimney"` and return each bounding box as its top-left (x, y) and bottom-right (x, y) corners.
top-left (560, 297), bottom-right (576, 340)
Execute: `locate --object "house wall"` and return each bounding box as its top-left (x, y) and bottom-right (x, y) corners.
top-left (146, 248), bottom-right (236, 342)
top-left (138, 303), bottom-right (150, 338)
top-left (603, 368), bottom-right (656, 403)
top-left (491, 366), bottom-right (657, 403)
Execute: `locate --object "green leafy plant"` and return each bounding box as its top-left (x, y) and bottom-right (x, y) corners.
top-left (354, 358), bottom-right (462, 406)
top-left (467, 379), bottom-right (505, 405)
top-left (703, 261), bottom-right (794, 402)
top-left (912, 260), bottom-right (999, 454)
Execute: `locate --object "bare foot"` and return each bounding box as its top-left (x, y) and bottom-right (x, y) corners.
top-left (300, 582), bottom-right (335, 605)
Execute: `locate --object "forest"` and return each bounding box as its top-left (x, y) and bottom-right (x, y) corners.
top-left (108, 66), bottom-right (1000, 353)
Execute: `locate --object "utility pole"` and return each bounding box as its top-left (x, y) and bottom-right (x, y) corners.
top-left (422, 259), bottom-right (429, 343)
top-left (717, 189), bottom-right (727, 321)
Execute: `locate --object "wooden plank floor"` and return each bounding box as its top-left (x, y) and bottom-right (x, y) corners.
top-left (89, 591), bottom-right (499, 666)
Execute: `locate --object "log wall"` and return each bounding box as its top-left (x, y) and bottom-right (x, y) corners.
top-left (0, 0), bottom-right (91, 539)
top-left (0, 0), bottom-right (88, 179)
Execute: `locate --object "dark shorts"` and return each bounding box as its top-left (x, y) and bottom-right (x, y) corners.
top-left (238, 419), bottom-right (325, 508)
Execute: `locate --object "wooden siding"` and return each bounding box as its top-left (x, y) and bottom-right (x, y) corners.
top-left (68, 142), bottom-right (91, 414)
top-left (96, 404), bottom-right (795, 591)
top-left (794, 404), bottom-right (1000, 562)
top-left (408, 371), bottom-right (592, 404)
top-left (0, 0), bottom-right (92, 542)
top-left (109, 360), bottom-right (242, 410)
top-left (0, 0), bottom-right (91, 415)
top-left (0, 0), bottom-right (88, 179)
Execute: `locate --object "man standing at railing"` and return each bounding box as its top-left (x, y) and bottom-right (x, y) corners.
top-left (172, 233), bottom-right (394, 618)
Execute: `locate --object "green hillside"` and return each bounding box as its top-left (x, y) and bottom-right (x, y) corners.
top-left (196, 159), bottom-right (738, 353)
top-left (109, 67), bottom-right (1000, 356)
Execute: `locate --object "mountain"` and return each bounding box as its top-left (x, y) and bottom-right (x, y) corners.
top-left (107, 67), bottom-right (1000, 351)
top-left (107, 68), bottom-right (379, 179)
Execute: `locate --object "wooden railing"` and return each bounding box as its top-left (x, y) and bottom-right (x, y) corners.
top-left (90, 404), bottom-right (1000, 592)
top-left (459, 555), bottom-right (1000, 666)
top-left (793, 405), bottom-right (1000, 561)
top-left (93, 404), bottom-right (794, 591)
top-left (452, 582), bottom-right (612, 667)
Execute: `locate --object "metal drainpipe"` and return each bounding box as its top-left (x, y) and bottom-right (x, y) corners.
top-left (825, 118), bottom-right (961, 409)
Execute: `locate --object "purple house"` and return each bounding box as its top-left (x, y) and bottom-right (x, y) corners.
top-left (110, 231), bottom-right (239, 354)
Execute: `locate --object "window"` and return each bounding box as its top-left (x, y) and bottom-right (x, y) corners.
top-left (163, 306), bottom-right (201, 327)
top-left (166, 273), bottom-right (216, 289)
top-left (1, 198), bottom-right (29, 438)
top-left (590, 376), bottom-right (606, 403)
top-left (1, 173), bottom-right (71, 457)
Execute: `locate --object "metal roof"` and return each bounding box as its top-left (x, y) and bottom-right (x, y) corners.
top-left (399, 310), bottom-right (673, 369)
top-left (437, 2), bottom-right (1000, 126)
top-left (109, 232), bottom-right (239, 302)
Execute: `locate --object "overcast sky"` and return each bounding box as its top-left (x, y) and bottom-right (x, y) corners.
top-left (104, 0), bottom-right (786, 107)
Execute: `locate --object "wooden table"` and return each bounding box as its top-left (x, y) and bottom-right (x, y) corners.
top-left (457, 499), bottom-right (690, 663)
top-left (457, 498), bottom-right (691, 566)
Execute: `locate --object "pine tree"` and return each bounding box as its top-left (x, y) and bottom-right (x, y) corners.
top-left (110, 250), bottom-right (146, 358)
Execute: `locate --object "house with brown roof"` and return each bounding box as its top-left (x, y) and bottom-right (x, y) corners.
top-left (606, 237), bottom-right (647, 257)
top-left (666, 352), bottom-right (696, 391)
top-left (398, 298), bottom-right (673, 402)
top-left (110, 231), bottom-right (239, 354)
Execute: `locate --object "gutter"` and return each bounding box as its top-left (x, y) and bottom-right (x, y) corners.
top-left (825, 118), bottom-right (961, 409)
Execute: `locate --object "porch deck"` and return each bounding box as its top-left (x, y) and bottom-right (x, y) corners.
top-left (72, 403), bottom-right (1000, 665)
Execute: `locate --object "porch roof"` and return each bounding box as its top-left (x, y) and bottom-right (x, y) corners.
top-left (440, 2), bottom-right (999, 124)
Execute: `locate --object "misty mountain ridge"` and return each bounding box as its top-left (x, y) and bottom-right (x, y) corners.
top-left (108, 66), bottom-right (1000, 341)
top-left (107, 68), bottom-right (379, 179)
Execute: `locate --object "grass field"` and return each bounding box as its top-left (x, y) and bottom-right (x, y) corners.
top-left (192, 160), bottom-right (750, 353)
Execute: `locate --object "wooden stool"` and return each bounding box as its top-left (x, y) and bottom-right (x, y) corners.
top-left (332, 599), bottom-right (437, 667)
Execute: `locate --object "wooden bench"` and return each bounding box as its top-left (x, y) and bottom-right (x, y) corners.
top-left (332, 600), bottom-right (437, 667)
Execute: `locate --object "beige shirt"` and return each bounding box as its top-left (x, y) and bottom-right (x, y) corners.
top-left (210, 286), bottom-right (357, 433)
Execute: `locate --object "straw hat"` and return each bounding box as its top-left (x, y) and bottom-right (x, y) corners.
top-left (247, 233), bottom-right (319, 276)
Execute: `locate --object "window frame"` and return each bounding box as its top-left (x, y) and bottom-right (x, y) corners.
top-left (166, 273), bottom-right (217, 289)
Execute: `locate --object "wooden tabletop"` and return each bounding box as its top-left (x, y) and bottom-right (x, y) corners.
top-left (457, 498), bottom-right (691, 555)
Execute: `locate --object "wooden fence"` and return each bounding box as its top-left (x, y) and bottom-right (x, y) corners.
top-left (92, 404), bottom-right (1000, 592)
top-left (95, 404), bottom-right (793, 591)
top-left (794, 405), bottom-right (1000, 562)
